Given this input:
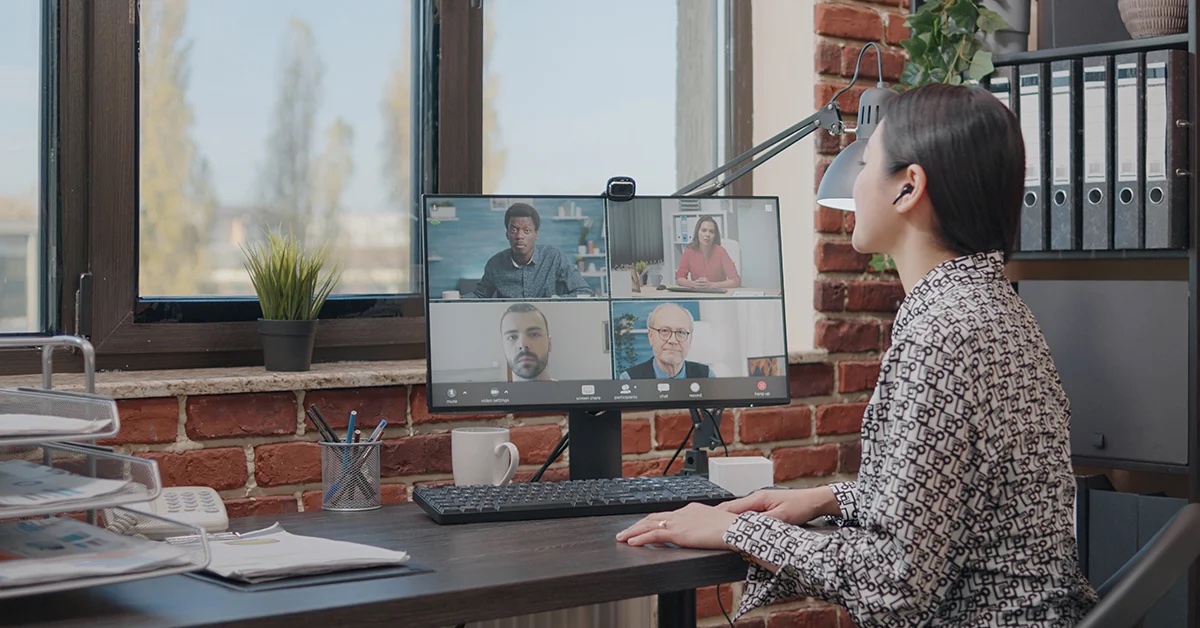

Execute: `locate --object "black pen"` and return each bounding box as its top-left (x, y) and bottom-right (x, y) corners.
top-left (307, 406), bottom-right (338, 442)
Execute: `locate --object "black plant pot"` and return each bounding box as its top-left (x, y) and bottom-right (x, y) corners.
top-left (258, 319), bottom-right (318, 372)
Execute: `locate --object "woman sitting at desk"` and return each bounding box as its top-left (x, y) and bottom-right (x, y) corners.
top-left (618, 83), bottom-right (1098, 626)
top-left (674, 216), bottom-right (740, 289)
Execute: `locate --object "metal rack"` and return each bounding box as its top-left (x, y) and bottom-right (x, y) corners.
top-left (0, 335), bottom-right (210, 598)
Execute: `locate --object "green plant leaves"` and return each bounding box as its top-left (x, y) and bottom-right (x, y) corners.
top-left (977, 7), bottom-right (1011, 33)
top-left (241, 228), bottom-right (342, 321)
top-left (898, 0), bottom-right (1013, 89)
top-left (968, 49), bottom-right (995, 81)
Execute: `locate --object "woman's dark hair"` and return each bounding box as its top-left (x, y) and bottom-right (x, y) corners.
top-left (879, 82), bottom-right (1024, 258)
top-left (687, 216), bottom-right (722, 250)
top-left (504, 203), bottom-right (541, 231)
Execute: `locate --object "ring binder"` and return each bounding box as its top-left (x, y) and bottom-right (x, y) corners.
top-left (1143, 49), bottom-right (1189, 249)
top-left (1049, 59), bottom-right (1082, 250)
top-left (1113, 53), bottom-right (1145, 250)
top-left (1081, 56), bottom-right (1115, 250)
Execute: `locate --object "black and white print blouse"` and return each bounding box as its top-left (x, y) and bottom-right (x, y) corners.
top-left (723, 250), bottom-right (1099, 626)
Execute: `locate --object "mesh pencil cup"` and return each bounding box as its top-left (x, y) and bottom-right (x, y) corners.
top-left (319, 441), bottom-right (382, 511)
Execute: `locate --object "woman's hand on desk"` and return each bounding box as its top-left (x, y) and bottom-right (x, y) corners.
top-left (615, 503), bottom-right (738, 550)
top-left (716, 487), bottom-right (840, 526)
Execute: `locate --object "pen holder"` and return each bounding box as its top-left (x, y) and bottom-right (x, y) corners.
top-left (319, 441), bottom-right (382, 512)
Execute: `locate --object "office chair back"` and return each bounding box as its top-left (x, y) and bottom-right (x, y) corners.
top-left (1074, 502), bottom-right (1200, 628)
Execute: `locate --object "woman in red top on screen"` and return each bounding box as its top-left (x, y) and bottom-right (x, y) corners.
top-left (674, 216), bottom-right (741, 289)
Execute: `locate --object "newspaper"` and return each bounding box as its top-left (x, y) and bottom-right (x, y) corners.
top-left (0, 460), bottom-right (133, 508)
top-left (170, 523), bottom-right (410, 583)
top-left (0, 517), bottom-right (194, 588)
top-left (0, 413), bottom-right (113, 438)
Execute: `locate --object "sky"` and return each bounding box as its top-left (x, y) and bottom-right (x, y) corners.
top-left (0, 0), bottom-right (694, 208)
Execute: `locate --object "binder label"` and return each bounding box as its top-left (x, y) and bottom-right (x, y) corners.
top-left (1082, 64), bottom-right (1107, 184)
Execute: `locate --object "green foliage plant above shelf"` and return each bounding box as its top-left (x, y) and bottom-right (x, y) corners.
top-left (241, 229), bottom-right (341, 321)
top-left (900, 0), bottom-right (1011, 88)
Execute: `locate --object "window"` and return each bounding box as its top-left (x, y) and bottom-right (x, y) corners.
top-left (0, 0), bottom-right (53, 334)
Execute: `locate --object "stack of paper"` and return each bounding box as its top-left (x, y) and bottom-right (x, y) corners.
top-left (0, 460), bottom-right (133, 509)
top-left (0, 413), bottom-right (113, 439)
top-left (172, 523), bottom-right (410, 583)
top-left (0, 517), bottom-right (194, 588)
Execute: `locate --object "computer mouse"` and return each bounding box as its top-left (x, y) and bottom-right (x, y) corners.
top-left (656, 284), bottom-right (666, 290)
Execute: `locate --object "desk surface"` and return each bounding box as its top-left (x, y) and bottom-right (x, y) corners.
top-left (0, 504), bottom-right (748, 628)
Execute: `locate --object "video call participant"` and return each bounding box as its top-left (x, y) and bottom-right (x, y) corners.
top-left (500, 303), bottom-right (556, 382)
top-left (472, 203), bottom-right (595, 299)
top-left (618, 303), bottom-right (713, 380)
top-left (675, 216), bottom-right (741, 289)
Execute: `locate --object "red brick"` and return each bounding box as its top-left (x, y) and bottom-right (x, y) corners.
top-left (412, 478), bottom-right (455, 490)
top-left (305, 387), bottom-right (406, 430)
top-left (815, 3), bottom-right (883, 42)
top-left (510, 424), bottom-right (562, 466)
top-left (815, 206), bottom-right (846, 234)
top-left (882, 320), bottom-right (894, 350)
top-left (816, 127), bottom-right (844, 154)
top-left (410, 385), bottom-right (507, 423)
top-left (697, 584), bottom-right (734, 619)
top-left (816, 319), bottom-right (881, 353)
top-left (845, 210), bottom-right (857, 232)
top-left (815, 280), bottom-right (847, 312)
top-left (817, 403), bottom-right (866, 435)
top-left (223, 495), bottom-right (298, 519)
top-left (815, 160), bottom-right (831, 190)
top-left (712, 448), bottom-right (765, 459)
top-left (740, 406), bottom-right (812, 444)
top-left (789, 362), bottom-right (835, 398)
top-left (622, 419), bottom-right (651, 454)
top-left (816, 240), bottom-right (871, 273)
top-left (886, 12), bottom-right (910, 45)
top-left (139, 448), bottom-right (247, 491)
top-left (842, 45), bottom-right (906, 82)
top-left (185, 392), bottom-right (296, 440)
top-left (655, 412), bottom-right (734, 451)
top-left (254, 442), bottom-right (321, 487)
top-left (622, 459), bottom-right (665, 478)
top-left (768, 605), bottom-right (840, 628)
top-left (840, 440), bottom-right (863, 474)
top-left (838, 605), bottom-right (859, 628)
top-left (839, 361), bottom-right (881, 393)
top-left (301, 483), bottom-right (408, 511)
top-left (102, 397), bottom-right (178, 445)
top-left (736, 619), bottom-right (766, 628)
top-left (846, 281), bottom-right (905, 313)
top-left (513, 466), bottom-right (570, 483)
top-left (772, 445), bottom-right (839, 481)
top-left (815, 81), bottom-right (869, 114)
top-left (380, 434), bottom-right (452, 476)
top-left (815, 42), bottom-right (842, 75)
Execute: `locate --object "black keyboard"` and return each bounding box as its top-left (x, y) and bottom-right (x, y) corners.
top-left (413, 475), bottom-right (736, 524)
top-left (665, 285), bottom-right (727, 294)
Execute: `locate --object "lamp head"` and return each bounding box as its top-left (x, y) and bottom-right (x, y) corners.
top-left (816, 84), bottom-right (896, 212)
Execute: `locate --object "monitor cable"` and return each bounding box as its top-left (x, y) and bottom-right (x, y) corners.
top-left (702, 407), bottom-right (729, 458)
top-left (664, 423), bottom-right (695, 476)
top-left (529, 432), bottom-right (569, 482)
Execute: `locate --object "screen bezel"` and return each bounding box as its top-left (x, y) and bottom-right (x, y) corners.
top-left (420, 193), bottom-right (792, 414)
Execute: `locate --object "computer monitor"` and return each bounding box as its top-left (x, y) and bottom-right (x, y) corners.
top-left (422, 194), bottom-right (791, 478)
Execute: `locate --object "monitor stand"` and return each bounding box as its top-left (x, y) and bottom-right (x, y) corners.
top-left (568, 409), bottom-right (623, 480)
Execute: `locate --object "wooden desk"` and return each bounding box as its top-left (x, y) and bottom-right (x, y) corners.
top-left (0, 504), bottom-right (748, 627)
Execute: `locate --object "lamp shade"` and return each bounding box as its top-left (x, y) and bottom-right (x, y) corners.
top-left (815, 139), bottom-right (865, 211)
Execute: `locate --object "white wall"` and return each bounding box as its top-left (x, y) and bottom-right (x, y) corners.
top-left (752, 1), bottom-right (816, 352)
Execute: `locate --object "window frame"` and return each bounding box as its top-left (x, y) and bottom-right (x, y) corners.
top-left (0, 0), bottom-right (751, 375)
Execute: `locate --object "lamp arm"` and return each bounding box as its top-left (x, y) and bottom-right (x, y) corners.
top-left (674, 103), bottom-right (845, 196)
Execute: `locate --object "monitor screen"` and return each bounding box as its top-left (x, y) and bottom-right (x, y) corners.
top-left (422, 194), bottom-right (790, 413)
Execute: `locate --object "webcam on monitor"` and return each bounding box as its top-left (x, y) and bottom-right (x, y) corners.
top-left (604, 176), bottom-right (636, 201)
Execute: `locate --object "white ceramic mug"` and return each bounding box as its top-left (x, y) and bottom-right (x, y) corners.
top-left (451, 427), bottom-right (519, 486)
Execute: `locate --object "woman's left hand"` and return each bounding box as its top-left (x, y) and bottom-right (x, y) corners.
top-left (615, 502), bottom-right (739, 550)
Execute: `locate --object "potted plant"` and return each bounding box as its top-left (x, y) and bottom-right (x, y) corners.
top-left (241, 229), bottom-right (341, 372)
top-left (578, 219), bottom-right (592, 255)
top-left (900, 0), bottom-right (1012, 88)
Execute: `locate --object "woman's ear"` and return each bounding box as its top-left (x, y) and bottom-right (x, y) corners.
top-left (892, 164), bottom-right (928, 215)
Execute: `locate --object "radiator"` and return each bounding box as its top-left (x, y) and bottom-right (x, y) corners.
top-left (463, 597), bottom-right (654, 628)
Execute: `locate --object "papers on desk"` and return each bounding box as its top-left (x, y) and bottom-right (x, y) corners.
top-left (0, 460), bottom-right (132, 508)
top-left (170, 523), bottom-right (410, 584)
top-left (0, 413), bottom-right (114, 438)
top-left (0, 517), bottom-right (194, 588)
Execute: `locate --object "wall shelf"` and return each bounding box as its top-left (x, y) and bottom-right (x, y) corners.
top-left (993, 33), bottom-right (1188, 65)
top-left (1011, 249), bottom-right (1189, 261)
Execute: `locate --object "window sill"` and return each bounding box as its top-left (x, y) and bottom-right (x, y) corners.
top-left (0, 351), bottom-right (826, 400)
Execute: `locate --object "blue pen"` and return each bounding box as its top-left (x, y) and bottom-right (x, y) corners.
top-left (345, 410), bottom-right (357, 444)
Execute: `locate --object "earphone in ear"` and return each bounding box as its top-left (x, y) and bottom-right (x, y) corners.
top-left (892, 184), bottom-right (914, 205)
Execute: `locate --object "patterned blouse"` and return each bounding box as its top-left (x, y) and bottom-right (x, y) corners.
top-left (723, 251), bottom-right (1099, 626)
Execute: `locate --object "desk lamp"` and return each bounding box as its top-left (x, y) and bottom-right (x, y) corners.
top-left (673, 42), bottom-right (892, 475)
top-left (674, 41), bottom-right (895, 212)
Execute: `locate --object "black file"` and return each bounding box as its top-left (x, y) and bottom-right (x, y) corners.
top-left (1017, 63), bottom-right (1049, 251)
top-left (1049, 59), bottom-right (1082, 250)
top-left (1081, 56), bottom-right (1114, 250)
top-left (1143, 49), bottom-right (1189, 249)
top-left (1113, 53), bottom-right (1144, 249)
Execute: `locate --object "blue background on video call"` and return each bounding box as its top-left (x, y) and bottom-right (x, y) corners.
top-left (425, 197), bottom-right (608, 298)
top-left (610, 300), bottom-right (701, 373)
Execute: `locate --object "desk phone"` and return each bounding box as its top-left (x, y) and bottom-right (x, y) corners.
top-left (126, 486), bottom-right (229, 536)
